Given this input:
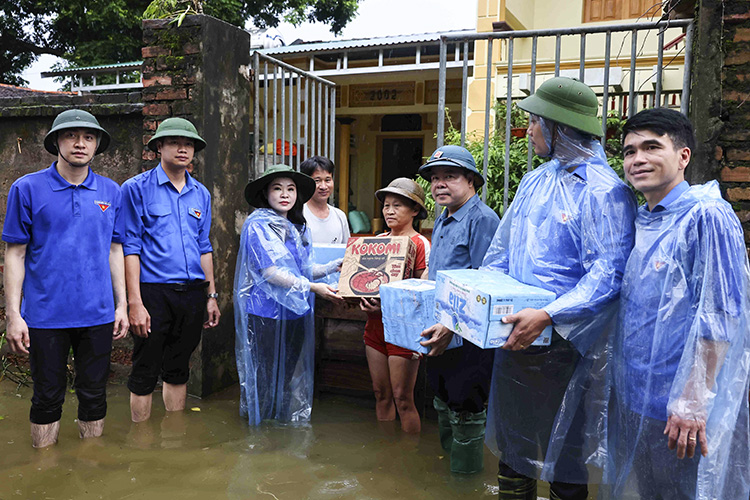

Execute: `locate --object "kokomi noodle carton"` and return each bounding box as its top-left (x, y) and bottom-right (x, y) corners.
top-left (338, 236), bottom-right (415, 299)
top-left (434, 269), bottom-right (556, 349)
top-left (381, 279), bottom-right (463, 354)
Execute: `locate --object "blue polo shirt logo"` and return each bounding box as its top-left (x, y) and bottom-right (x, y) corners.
top-left (95, 200), bottom-right (111, 212)
top-left (189, 208), bottom-right (202, 219)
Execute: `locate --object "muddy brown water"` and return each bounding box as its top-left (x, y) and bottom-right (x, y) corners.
top-left (1, 381), bottom-right (504, 499)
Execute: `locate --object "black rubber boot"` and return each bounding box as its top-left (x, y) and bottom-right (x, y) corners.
top-left (497, 472), bottom-right (537, 500)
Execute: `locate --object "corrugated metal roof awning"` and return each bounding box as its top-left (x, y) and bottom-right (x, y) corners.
top-left (42, 61), bottom-right (142, 77)
top-left (259, 30), bottom-right (475, 56)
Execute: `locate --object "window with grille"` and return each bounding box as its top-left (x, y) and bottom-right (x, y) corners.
top-left (583, 0), bottom-right (659, 22)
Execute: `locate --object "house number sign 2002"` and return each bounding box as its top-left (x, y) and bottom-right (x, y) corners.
top-left (369, 89), bottom-right (399, 100)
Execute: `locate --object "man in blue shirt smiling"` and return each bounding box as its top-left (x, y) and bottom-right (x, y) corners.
top-left (605, 108), bottom-right (750, 499)
top-left (122, 118), bottom-right (220, 422)
top-left (2, 109), bottom-right (128, 447)
top-left (418, 145), bottom-right (500, 474)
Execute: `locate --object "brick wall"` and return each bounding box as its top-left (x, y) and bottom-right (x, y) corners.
top-left (141, 18), bottom-right (202, 171)
top-left (719, 2), bottom-right (750, 249)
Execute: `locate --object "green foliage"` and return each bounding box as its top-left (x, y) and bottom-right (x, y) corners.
top-left (144, 0), bottom-right (201, 26)
top-left (439, 103), bottom-right (543, 217)
top-left (0, 0), bottom-right (361, 86)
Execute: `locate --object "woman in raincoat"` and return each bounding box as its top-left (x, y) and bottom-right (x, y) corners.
top-left (234, 164), bottom-right (341, 426)
top-left (481, 77), bottom-right (637, 499)
top-left (359, 178), bottom-right (431, 434)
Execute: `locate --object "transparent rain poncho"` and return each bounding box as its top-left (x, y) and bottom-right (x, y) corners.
top-left (481, 116), bottom-right (638, 483)
top-left (234, 208), bottom-right (340, 426)
top-left (600, 181), bottom-right (750, 499)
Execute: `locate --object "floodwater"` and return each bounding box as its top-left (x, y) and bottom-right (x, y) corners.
top-left (1, 380), bottom-right (504, 499)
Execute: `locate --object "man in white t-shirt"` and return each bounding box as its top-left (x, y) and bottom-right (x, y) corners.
top-left (301, 156), bottom-right (351, 244)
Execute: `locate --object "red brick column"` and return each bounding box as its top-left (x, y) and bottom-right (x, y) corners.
top-left (140, 18), bottom-right (201, 170)
top-left (719, 4), bottom-right (750, 252)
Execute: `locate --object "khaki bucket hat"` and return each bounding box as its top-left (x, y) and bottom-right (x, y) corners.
top-left (375, 178), bottom-right (428, 220)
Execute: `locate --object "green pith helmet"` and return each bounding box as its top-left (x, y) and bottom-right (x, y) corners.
top-left (517, 77), bottom-right (603, 137)
top-left (44, 109), bottom-right (111, 155)
top-left (147, 117), bottom-right (207, 152)
top-left (244, 164), bottom-right (316, 207)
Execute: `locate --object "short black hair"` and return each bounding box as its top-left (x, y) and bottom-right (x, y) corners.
top-left (300, 156), bottom-right (335, 176)
top-left (622, 108), bottom-right (695, 152)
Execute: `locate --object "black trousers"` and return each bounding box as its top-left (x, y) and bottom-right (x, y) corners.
top-left (128, 283), bottom-right (206, 395)
top-left (494, 334), bottom-right (589, 498)
top-left (426, 340), bottom-right (494, 413)
top-left (28, 323), bottom-right (113, 424)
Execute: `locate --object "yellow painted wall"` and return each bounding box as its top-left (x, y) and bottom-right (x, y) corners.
top-left (467, 0), bottom-right (688, 135)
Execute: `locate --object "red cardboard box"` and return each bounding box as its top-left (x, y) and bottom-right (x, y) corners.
top-left (338, 236), bottom-right (416, 298)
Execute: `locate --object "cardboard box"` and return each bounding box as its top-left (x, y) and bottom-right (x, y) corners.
top-left (311, 243), bottom-right (346, 285)
top-left (338, 236), bottom-right (415, 298)
top-left (381, 279), bottom-right (463, 354)
top-left (435, 269), bottom-right (556, 349)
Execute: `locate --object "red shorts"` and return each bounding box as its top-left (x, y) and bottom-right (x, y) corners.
top-left (363, 313), bottom-right (422, 361)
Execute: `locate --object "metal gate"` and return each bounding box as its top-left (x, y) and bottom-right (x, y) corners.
top-left (252, 52), bottom-right (337, 177)
top-left (436, 18), bottom-right (695, 211)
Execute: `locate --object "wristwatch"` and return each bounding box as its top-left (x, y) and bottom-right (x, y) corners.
top-left (207, 292), bottom-right (219, 300)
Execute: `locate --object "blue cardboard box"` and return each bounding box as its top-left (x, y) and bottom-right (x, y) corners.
top-left (381, 279), bottom-right (462, 354)
top-left (311, 243), bottom-right (346, 285)
top-left (434, 269), bottom-right (556, 349)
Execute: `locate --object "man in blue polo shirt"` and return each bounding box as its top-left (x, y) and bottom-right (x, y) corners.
top-left (2, 109), bottom-right (128, 448)
top-left (122, 117), bottom-right (220, 422)
top-left (605, 108), bottom-right (750, 499)
top-left (418, 145), bottom-right (500, 474)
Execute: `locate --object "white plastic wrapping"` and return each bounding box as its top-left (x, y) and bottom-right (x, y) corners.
top-left (481, 116), bottom-right (637, 483)
top-left (601, 181), bottom-right (750, 499)
top-left (233, 208), bottom-right (338, 426)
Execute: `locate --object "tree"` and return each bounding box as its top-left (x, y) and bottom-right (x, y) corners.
top-left (0, 0), bottom-right (360, 86)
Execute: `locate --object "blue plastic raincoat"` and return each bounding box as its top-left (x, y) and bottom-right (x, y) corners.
top-left (234, 208), bottom-right (339, 426)
top-left (601, 182), bottom-right (750, 499)
top-left (482, 118), bottom-right (637, 484)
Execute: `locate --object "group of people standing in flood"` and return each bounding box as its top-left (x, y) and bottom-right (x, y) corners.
top-left (3, 75), bottom-right (749, 500)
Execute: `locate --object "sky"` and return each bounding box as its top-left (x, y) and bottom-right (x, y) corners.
top-left (20, 0), bottom-right (478, 91)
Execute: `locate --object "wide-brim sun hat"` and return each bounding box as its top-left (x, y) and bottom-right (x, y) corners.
top-left (517, 76), bottom-right (603, 137)
top-left (44, 109), bottom-right (111, 155)
top-left (375, 177), bottom-right (429, 220)
top-left (147, 117), bottom-right (207, 152)
top-left (417, 145), bottom-right (485, 188)
top-left (244, 164), bottom-right (316, 207)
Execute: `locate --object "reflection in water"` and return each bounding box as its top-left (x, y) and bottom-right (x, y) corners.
top-left (1, 381), bottom-right (501, 499)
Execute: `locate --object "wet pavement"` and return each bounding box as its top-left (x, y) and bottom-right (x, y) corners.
top-left (1, 380), bottom-right (503, 499)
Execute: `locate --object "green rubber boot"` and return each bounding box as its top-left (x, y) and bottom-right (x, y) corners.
top-left (449, 409), bottom-right (487, 474)
top-left (498, 473), bottom-right (537, 500)
top-left (433, 397), bottom-right (453, 452)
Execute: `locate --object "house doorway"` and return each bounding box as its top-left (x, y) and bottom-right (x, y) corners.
top-left (379, 137), bottom-right (424, 189)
